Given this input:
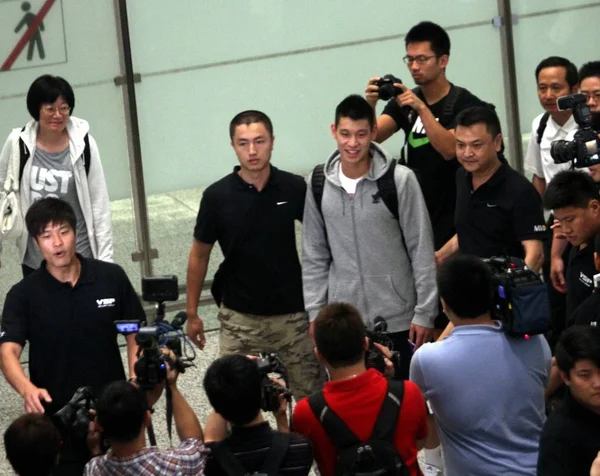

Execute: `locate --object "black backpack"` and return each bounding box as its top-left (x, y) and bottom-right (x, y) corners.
top-left (536, 112), bottom-right (550, 145)
top-left (311, 159), bottom-right (399, 220)
top-left (210, 432), bottom-right (291, 476)
top-left (18, 126), bottom-right (91, 181)
top-left (308, 380), bottom-right (410, 476)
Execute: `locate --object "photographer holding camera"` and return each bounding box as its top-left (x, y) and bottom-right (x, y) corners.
top-left (293, 303), bottom-right (428, 476)
top-left (84, 350), bottom-right (207, 475)
top-left (0, 197), bottom-right (144, 475)
top-left (202, 354), bottom-right (313, 476)
top-left (410, 255), bottom-right (551, 476)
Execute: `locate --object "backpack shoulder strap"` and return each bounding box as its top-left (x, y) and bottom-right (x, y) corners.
top-left (370, 380), bottom-right (405, 441)
top-left (311, 164), bottom-right (326, 217)
top-left (377, 159), bottom-right (399, 220)
top-left (210, 442), bottom-right (247, 476)
top-left (18, 126), bottom-right (29, 182)
top-left (260, 432), bottom-right (291, 475)
top-left (442, 85), bottom-right (465, 126)
top-left (308, 391), bottom-right (360, 449)
top-left (536, 112), bottom-right (550, 145)
top-left (83, 133), bottom-right (91, 175)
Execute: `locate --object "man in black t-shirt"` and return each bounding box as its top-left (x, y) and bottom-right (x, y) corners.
top-left (537, 326), bottom-right (600, 476)
top-left (185, 110), bottom-right (320, 400)
top-left (569, 233), bottom-right (600, 328)
top-left (0, 197), bottom-right (143, 476)
top-left (366, 21), bottom-right (484, 252)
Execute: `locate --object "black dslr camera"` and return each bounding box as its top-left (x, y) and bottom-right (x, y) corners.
top-left (52, 386), bottom-right (95, 442)
top-left (256, 353), bottom-right (292, 412)
top-left (365, 316), bottom-right (401, 375)
top-left (484, 257), bottom-right (550, 337)
top-left (550, 93), bottom-right (600, 167)
top-left (115, 276), bottom-right (195, 389)
top-left (375, 74), bottom-right (404, 101)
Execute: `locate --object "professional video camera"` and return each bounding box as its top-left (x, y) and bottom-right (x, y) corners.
top-left (375, 74), bottom-right (404, 101)
top-left (550, 93), bottom-right (600, 167)
top-left (365, 316), bottom-right (401, 375)
top-left (484, 257), bottom-right (550, 337)
top-left (256, 353), bottom-right (292, 412)
top-left (52, 386), bottom-right (95, 442)
top-left (115, 276), bottom-right (195, 389)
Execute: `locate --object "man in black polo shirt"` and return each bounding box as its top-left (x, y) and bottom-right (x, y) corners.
top-left (569, 233), bottom-right (600, 328)
top-left (436, 106), bottom-right (546, 271)
top-left (0, 197), bottom-right (142, 476)
top-left (537, 326), bottom-right (600, 476)
top-left (185, 110), bottom-right (319, 399)
top-left (203, 354), bottom-right (313, 476)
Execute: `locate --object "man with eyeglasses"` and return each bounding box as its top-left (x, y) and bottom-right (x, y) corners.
top-left (366, 21), bottom-right (484, 256)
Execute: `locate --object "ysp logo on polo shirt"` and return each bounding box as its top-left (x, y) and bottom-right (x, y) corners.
top-left (97, 298), bottom-right (116, 309)
top-left (534, 225), bottom-right (547, 232)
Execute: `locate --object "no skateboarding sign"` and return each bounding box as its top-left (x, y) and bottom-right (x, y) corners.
top-left (0, 0), bottom-right (67, 72)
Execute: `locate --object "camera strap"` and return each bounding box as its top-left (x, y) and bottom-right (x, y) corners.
top-left (165, 384), bottom-right (174, 443)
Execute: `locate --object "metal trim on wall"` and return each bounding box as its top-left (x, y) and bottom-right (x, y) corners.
top-left (496, 0), bottom-right (523, 173)
top-left (113, 0), bottom-right (155, 277)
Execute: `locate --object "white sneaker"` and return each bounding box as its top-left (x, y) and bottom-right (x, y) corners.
top-left (423, 464), bottom-right (444, 476)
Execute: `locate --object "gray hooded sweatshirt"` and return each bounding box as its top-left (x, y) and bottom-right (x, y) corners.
top-left (302, 143), bottom-right (438, 332)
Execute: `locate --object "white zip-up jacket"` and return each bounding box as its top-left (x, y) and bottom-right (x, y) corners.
top-left (0, 116), bottom-right (114, 264)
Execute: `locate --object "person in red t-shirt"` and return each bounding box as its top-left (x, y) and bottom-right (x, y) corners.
top-left (292, 303), bottom-right (428, 476)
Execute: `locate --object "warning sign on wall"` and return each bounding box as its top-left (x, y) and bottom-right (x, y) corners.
top-left (0, 0), bottom-right (67, 72)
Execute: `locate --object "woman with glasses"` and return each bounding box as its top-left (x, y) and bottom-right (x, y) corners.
top-left (0, 74), bottom-right (113, 277)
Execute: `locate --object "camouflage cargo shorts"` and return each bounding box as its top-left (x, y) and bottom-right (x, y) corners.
top-left (218, 305), bottom-right (324, 399)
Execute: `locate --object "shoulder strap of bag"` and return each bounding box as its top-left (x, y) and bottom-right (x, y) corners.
top-left (376, 159), bottom-right (399, 220)
top-left (261, 432), bottom-right (291, 475)
top-left (308, 391), bottom-right (360, 450)
top-left (19, 128), bottom-right (91, 180)
top-left (210, 442), bottom-right (248, 476)
top-left (83, 133), bottom-right (91, 175)
top-left (370, 380), bottom-right (405, 441)
top-left (441, 85), bottom-right (464, 127)
top-left (311, 164), bottom-right (326, 217)
top-left (536, 112), bottom-right (550, 145)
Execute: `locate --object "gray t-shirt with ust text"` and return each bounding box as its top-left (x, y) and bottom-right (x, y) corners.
top-left (23, 146), bottom-right (92, 268)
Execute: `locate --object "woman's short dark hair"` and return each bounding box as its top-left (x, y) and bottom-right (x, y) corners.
top-left (26, 75), bottom-right (75, 121)
top-left (4, 414), bottom-right (61, 476)
top-left (203, 354), bottom-right (263, 426)
top-left (555, 325), bottom-right (600, 376)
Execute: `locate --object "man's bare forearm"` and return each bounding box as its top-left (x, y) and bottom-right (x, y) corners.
top-left (170, 385), bottom-right (203, 441)
top-left (417, 106), bottom-right (456, 160)
top-left (185, 245), bottom-right (211, 314)
top-left (0, 345), bottom-right (32, 396)
top-left (125, 334), bottom-right (138, 379)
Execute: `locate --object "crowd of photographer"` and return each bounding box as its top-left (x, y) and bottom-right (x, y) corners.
top-left (1, 17), bottom-right (600, 476)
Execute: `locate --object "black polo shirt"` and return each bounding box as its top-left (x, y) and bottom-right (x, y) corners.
top-left (565, 239), bottom-right (597, 319)
top-left (455, 162), bottom-right (546, 258)
top-left (194, 166), bottom-right (305, 315)
top-left (0, 256), bottom-right (145, 414)
top-left (204, 422), bottom-right (313, 476)
top-left (569, 291), bottom-right (600, 327)
top-left (537, 392), bottom-right (600, 476)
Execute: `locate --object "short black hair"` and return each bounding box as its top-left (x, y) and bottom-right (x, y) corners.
top-left (438, 255), bottom-right (493, 318)
top-left (535, 56), bottom-right (579, 88)
top-left (455, 105), bottom-right (502, 139)
top-left (543, 171), bottom-right (599, 210)
top-left (96, 381), bottom-right (147, 443)
top-left (405, 21), bottom-right (450, 57)
top-left (314, 303), bottom-right (366, 368)
top-left (335, 94), bottom-right (375, 129)
top-left (26, 75), bottom-right (75, 121)
top-left (579, 61), bottom-right (600, 83)
top-left (4, 414), bottom-right (61, 476)
top-left (203, 354), bottom-right (262, 426)
top-left (555, 325), bottom-right (600, 375)
top-left (25, 197), bottom-right (76, 239)
top-left (229, 110), bottom-right (273, 140)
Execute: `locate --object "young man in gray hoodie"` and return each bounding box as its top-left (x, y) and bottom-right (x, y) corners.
top-left (302, 94), bottom-right (438, 379)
